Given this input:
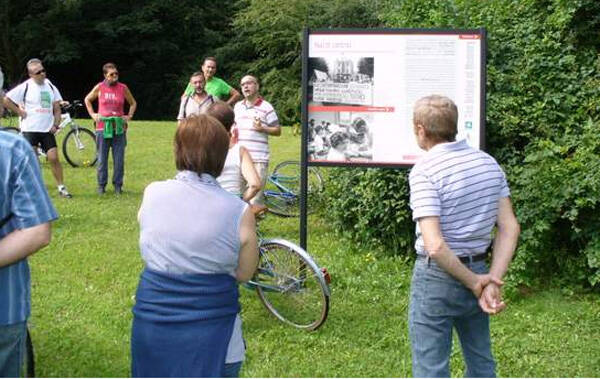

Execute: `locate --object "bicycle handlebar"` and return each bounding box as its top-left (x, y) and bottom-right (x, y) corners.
top-left (60, 100), bottom-right (83, 116)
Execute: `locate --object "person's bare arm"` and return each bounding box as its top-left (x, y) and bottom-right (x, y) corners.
top-left (84, 84), bottom-right (100, 122)
top-left (479, 197), bottom-right (520, 314)
top-left (253, 118), bottom-right (281, 136)
top-left (51, 100), bottom-right (61, 133)
top-left (122, 87), bottom-right (137, 122)
top-left (0, 223), bottom-right (51, 267)
top-left (225, 87), bottom-right (241, 106)
top-left (240, 146), bottom-right (261, 202)
top-left (2, 97), bottom-right (26, 119)
top-left (235, 206), bottom-right (259, 282)
top-left (418, 217), bottom-right (503, 299)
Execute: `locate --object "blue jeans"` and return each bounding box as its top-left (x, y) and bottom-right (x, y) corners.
top-left (0, 322), bottom-right (26, 377)
top-left (409, 257), bottom-right (495, 378)
top-left (96, 132), bottom-right (126, 189)
top-left (223, 361), bottom-right (243, 377)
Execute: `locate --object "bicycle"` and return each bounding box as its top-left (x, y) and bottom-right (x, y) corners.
top-left (0, 108), bottom-right (19, 131)
top-left (245, 206), bottom-right (331, 331)
top-left (0, 101), bottom-right (97, 168)
top-left (263, 160), bottom-right (324, 217)
top-left (58, 100), bottom-right (97, 167)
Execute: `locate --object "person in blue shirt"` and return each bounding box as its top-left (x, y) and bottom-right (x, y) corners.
top-left (0, 131), bottom-right (58, 377)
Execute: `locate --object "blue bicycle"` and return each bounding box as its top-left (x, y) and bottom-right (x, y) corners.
top-left (264, 161), bottom-right (324, 217)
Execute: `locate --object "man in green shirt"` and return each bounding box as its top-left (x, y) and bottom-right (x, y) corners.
top-left (183, 57), bottom-right (241, 106)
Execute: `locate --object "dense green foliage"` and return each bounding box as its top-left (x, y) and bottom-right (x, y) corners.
top-left (0, 0), bottom-right (237, 119)
top-left (324, 0), bottom-right (600, 290)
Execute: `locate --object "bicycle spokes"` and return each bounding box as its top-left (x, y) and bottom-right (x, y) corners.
top-left (254, 240), bottom-right (329, 330)
top-left (74, 131), bottom-right (85, 150)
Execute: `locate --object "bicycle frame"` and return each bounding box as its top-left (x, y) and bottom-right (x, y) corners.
top-left (34, 112), bottom-right (79, 158)
top-left (263, 173), bottom-right (301, 208)
top-left (267, 174), bottom-right (295, 195)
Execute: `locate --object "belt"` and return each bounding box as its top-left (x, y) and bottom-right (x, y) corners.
top-left (417, 253), bottom-right (488, 264)
top-left (458, 253), bottom-right (488, 264)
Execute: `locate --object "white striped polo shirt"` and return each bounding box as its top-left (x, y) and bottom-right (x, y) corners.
top-left (234, 97), bottom-right (279, 163)
top-left (409, 139), bottom-right (510, 257)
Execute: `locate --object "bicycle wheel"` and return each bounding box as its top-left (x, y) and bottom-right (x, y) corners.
top-left (272, 160), bottom-right (324, 195)
top-left (62, 126), bottom-right (97, 167)
top-left (255, 239), bottom-right (330, 331)
top-left (264, 189), bottom-right (299, 217)
top-left (1, 109), bottom-right (19, 130)
top-left (0, 126), bottom-right (20, 134)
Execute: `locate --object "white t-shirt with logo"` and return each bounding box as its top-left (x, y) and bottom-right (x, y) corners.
top-left (6, 78), bottom-right (63, 132)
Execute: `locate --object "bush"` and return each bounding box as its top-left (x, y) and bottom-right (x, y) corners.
top-left (324, 0), bottom-right (600, 289)
top-left (324, 168), bottom-right (415, 253)
top-left (509, 118), bottom-right (600, 289)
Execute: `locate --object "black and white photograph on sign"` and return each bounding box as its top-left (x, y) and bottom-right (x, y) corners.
top-left (308, 57), bottom-right (374, 106)
top-left (308, 112), bottom-right (373, 162)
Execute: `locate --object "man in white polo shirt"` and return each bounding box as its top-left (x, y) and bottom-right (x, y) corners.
top-left (408, 95), bottom-right (520, 377)
top-left (2, 58), bottom-right (72, 198)
top-left (233, 75), bottom-right (281, 205)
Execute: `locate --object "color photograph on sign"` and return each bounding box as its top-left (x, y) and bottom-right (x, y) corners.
top-left (305, 30), bottom-right (485, 167)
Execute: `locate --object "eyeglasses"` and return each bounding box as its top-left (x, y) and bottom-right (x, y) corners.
top-left (107, 72), bottom-right (119, 77)
top-left (33, 69), bottom-right (46, 75)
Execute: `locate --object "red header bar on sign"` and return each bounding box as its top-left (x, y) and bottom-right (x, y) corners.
top-left (309, 105), bottom-right (395, 112)
top-left (459, 34), bottom-right (480, 39)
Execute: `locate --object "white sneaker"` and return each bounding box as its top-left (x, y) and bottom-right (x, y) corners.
top-left (58, 186), bottom-right (73, 198)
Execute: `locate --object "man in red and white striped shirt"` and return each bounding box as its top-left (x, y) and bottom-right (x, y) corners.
top-left (233, 75), bottom-right (281, 205)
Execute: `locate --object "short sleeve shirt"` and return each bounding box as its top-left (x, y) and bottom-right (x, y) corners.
top-left (176, 94), bottom-right (215, 120)
top-left (233, 98), bottom-right (279, 163)
top-left (409, 140), bottom-right (510, 257)
top-left (184, 76), bottom-right (233, 100)
top-left (0, 132), bottom-right (58, 324)
top-left (6, 78), bottom-right (63, 133)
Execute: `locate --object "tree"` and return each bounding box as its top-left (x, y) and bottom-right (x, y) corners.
top-left (0, 0), bottom-right (65, 86)
top-left (226, 0), bottom-right (382, 124)
top-left (0, 0), bottom-right (238, 119)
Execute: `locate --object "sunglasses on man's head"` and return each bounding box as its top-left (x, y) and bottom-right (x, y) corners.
top-left (33, 69), bottom-right (46, 75)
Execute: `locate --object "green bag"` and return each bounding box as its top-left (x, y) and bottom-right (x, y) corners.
top-left (101, 116), bottom-right (125, 138)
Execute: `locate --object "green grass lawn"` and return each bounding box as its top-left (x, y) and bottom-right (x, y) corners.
top-left (29, 120), bottom-right (600, 377)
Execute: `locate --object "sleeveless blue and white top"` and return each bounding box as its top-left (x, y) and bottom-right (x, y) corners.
top-left (138, 170), bottom-right (248, 362)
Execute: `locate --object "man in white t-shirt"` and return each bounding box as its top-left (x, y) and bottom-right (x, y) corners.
top-left (233, 75), bottom-right (281, 205)
top-left (2, 58), bottom-right (72, 198)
